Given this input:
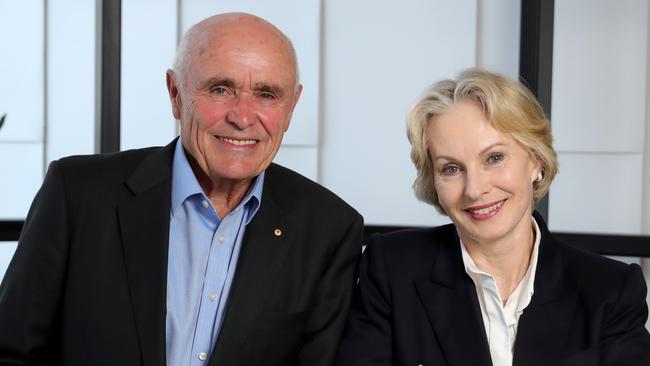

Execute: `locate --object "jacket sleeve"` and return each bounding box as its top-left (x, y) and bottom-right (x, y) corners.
top-left (335, 233), bottom-right (393, 366)
top-left (599, 263), bottom-right (650, 365)
top-left (0, 160), bottom-right (70, 365)
top-left (297, 213), bottom-right (364, 366)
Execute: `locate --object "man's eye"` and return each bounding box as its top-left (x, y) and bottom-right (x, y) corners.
top-left (211, 87), bottom-right (228, 94)
top-left (487, 153), bottom-right (504, 164)
top-left (259, 92), bottom-right (276, 100)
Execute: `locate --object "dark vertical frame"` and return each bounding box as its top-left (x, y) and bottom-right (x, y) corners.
top-left (99, 0), bottom-right (121, 153)
top-left (519, 0), bottom-right (555, 221)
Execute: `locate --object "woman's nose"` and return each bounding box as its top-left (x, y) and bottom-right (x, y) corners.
top-left (464, 169), bottom-right (491, 200)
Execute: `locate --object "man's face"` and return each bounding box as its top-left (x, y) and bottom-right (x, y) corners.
top-left (168, 21), bottom-right (302, 186)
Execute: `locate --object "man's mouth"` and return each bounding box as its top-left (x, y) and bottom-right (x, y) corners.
top-left (218, 136), bottom-right (258, 146)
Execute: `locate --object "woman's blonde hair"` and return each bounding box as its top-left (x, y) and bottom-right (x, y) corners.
top-left (406, 68), bottom-right (557, 214)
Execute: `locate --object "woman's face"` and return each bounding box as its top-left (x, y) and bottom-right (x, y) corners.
top-left (427, 100), bottom-right (540, 246)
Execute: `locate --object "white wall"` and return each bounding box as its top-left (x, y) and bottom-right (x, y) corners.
top-left (477, 0), bottom-right (521, 79)
top-left (320, 0), bottom-right (477, 226)
top-left (120, 0), bottom-right (178, 150)
top-left (549, 0), bottom-right (648, 235)
top-left (0, 1), bottom-right (45, 220)
top-left (46, 0), bottom-right (97, 163)
top-left (320, 0), bottom-right (522, 226)
top-left (0, 0), bottom-right (98, 279)
top-left (549, 0), bottom-right (650, 329)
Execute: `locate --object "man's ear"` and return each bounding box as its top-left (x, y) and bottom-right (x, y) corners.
top-left (283, 84), bottom-right (303, 132)
top-left (291, 84), bottom-right (303, 112)
top-left (166, 70), bottom-right (182, 120)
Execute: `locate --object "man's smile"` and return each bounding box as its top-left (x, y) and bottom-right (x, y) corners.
top-left (217, 136), bottom-right (259, 146)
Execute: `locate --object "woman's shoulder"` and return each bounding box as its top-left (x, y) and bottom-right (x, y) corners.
top-left (555, 237), bottom-right (633, 275)
top-left (367, 223), bottom-right (455, 248)
top-left (363, 224), bottom-right (456, 264)
top-left (550, 236), bottom-right (645, 300)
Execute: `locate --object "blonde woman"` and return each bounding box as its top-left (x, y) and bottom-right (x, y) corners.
top-left (336, 69), bottom-right (650, 366)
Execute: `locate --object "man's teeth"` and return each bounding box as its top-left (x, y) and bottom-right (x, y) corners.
top-left (219, 137), bottom-right (256, 145)
top-left (469, 200), bottom-right (504, 215)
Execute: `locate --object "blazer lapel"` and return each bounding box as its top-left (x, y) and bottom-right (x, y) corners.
top-left (117, 141), bottom-right (176, 366)
top-left (209, 164), bottom-right (293, 366)
top-left (513, 214), bottom-right (578, 366)
top-left (415, 230), bottom-right (493, 366)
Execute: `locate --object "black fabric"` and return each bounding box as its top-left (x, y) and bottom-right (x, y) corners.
top-left (0, 139), bottom-right (364, 366)
top-left (336, 213), bottom-right (650, 366)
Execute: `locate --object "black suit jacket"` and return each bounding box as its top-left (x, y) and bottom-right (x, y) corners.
top-left (336, 214), bottom-right (650, 366)
top-left (0, 140), bottom-right (363, 366)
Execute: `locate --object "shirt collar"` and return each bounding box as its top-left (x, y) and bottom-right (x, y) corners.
top-left (171, 140), bottom-right (264, 223)
top-left (516, 217), bottom-right (541, 312)
top-left (459, 216), bottom-right (542, 310)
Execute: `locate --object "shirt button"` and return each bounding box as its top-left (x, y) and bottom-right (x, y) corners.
top-left (202, 200), bottom-right (209, 208)
top-left (198, 352), bottom-right (207, 361)
top-left (218, 235), bottom-right (225, 243)
top-left (209, 293), bottom-right (218, 302)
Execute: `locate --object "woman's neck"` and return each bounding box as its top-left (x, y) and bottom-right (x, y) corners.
top-left (462, 220), bottom-right (536, 304)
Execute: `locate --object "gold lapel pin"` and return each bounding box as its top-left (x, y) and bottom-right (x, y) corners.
top-left (274, 228), bottom-right (282, 237)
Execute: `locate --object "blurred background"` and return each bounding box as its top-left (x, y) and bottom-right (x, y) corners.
top-left (0, 0), bottom-right (649, 327)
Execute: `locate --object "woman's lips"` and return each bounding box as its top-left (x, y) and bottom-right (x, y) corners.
top-left (464, 199), bottom-right (506, 221)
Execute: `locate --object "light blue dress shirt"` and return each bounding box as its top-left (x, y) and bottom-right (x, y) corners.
top-left (165, 141), bottom-right (264, 366)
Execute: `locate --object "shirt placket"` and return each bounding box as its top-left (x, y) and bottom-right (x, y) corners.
top-left (482, 275), bottom-right (512, 366)
top-left (189, 206), bottom-right (244, 366)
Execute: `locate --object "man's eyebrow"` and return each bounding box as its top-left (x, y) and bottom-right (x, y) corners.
top-left (199, 78), bottom-right (236, 90)
top-left (254, 82), bottom-right (285, 98)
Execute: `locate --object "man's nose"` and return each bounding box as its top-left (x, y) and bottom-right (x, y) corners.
top-left (464, 169), bottom-right (491, 200)
top-left (226, 94), bottom-right (257, 129)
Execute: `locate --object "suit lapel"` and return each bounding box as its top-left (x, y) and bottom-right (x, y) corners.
top-left (209, 164), bottom-right (293, 366)
top-left (415, 230), bottom-right (493, 366)
top-left (118, 141), bottom-right (176, 366)
top-left (513, 214), bottom-right (578, 366)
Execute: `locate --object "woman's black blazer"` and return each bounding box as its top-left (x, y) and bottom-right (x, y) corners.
top-left (336, 213), bottom-right (650, 366)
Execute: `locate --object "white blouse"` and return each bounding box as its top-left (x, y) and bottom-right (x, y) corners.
top-left (459, 218), bottom-right (541, 366)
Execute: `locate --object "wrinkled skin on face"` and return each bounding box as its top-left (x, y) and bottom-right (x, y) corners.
top-left (166, 14), bottom-right (302, 216)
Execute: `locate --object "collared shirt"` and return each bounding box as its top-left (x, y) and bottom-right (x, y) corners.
top-left (165, 141), bottom-right (264, 366)
top-left (460, 218), bottom-right (541, 366)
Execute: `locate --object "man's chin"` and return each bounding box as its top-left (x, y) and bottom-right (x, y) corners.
top-left (209, 166), bottom-right (265, 184)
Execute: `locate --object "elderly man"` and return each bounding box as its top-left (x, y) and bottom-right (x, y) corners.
top-left (0, 13), bottom-right (363, 366)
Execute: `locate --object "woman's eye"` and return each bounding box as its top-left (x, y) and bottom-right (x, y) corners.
top-left (487, 153), bottom-right (504, 164)
top-left (441, 165), bottom-right (460, 175)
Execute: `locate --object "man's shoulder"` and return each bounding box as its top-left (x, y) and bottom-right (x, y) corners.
top-left (52, 145), bottom-right (168, 185)
top-left (57, 146), bottom-right (162, 169)
top-left (265, 163), bottom-right (361, 219)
